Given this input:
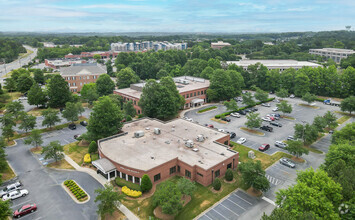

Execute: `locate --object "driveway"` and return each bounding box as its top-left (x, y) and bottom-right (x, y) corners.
top-left (3, 125), bottom-right (101, 220)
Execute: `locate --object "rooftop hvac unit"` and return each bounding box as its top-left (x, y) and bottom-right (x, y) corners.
top-left (134, 131), bottom-right (144, 138)
top-left (154, 128), bottom-right (161, 135)
top-left (185, 140), bottom-right (194, 148)
top-left (196, 134), bottom-right (205, 142)
top-left (192, 148), bottom-right (199, 152)
top-left (182, 80), bottom-right (189, 85)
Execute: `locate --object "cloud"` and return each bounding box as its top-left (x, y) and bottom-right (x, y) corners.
top-left (287, 7), bottom-right (314, 12)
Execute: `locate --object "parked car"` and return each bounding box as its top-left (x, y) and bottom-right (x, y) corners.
top-left (74, 134), bottom-right (81, 139)
top-left (236, 138), bottom-right (247, 144)
top-left (230, 112), bottom-right (240, 118)
top-left (290, 94), bottom-right (295, 98)
top-left (270, 113), bottom-right (280, 118)
top-left (245, 109), bottom-right (252, 113)
top-left (238, 110), bottom-right (247, 115)
top-left (279, 158), bottom-right (296, 168)
top-left (0, 182), bottom-right (22, 198)
top-left (272, 107), bottom-right (279, 112)
top-left (68, 123), bottom-right (76, 130)
top-left (80, 121), bottom-right (88, 126)
top-left (261, 103), bottom-right (271, 107)
top-left (221, 117), bottom-right (231, 122)
top-left (217, 128), bottom-right (225, 132)
top-left (260, 125), bottom-right (273, 132)
top-left (270, 121), bottom-right (282, 127)
top-left (251, 107), bottom-right (258, 112)
top-left (329, 130), bottom-right (334, 134)
top-left (2, 189), bottom-right (29, 201)
top-left (184, 117), bottom-right (193, 122)
top-left (262, 117), bottom-right (271, 122)
top-left (229, 132), bottom-right (236, 139)
top-left (287, 136), bottom-right (294, 140)
top-left (267, 116), bottom-right (275, 121)
top-left (259, 144), bottom-right (270, 152)
top-left (207, 124), bottom-right (214, 128)
top-left (13, 203), bottom-right (37, 218)
top-left (275, 141), bottom-right (287, 148)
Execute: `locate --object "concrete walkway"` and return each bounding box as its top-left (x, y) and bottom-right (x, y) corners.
top-left (64, 155), bottom-right (139, 220)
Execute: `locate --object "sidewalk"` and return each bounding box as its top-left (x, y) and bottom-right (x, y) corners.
top-left (64, 155), bottom-right (139, 220)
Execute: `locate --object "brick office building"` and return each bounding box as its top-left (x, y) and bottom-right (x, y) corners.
top-left (95, 118), bottom-right (239, 186)
top-left (60, 63), bottom-right (106, 93)
top-left (114, 76), bottom-right (210, 114)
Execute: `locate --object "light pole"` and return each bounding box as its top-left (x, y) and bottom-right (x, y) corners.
top-left (2, 58), bottom-right (6, 73)
top-left (302, 120), bottom-right (307, 144)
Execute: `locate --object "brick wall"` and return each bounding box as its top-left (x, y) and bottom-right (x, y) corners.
top-left (62, 74), bottom-right (100, 93)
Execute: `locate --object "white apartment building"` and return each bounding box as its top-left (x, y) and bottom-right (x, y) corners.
top-left (225, 60), bottom-right (321, 71)
top-left (309, 48), bottom-right (355, 63)
top-left (111, 41), bottom-right (187, 52)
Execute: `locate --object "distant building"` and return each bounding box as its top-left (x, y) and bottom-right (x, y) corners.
top-left (309, 48), bottom-right (355, 63)
top-left (44, 58), bottom-right (88, 69)
top-left (110, 41), bottom-right (188, 52)
top-left (114, 76), bottom-right (210, 114)
top-left (64, 51), bottom-right (118, 59)
top-left (60, 63), bottom-right (106, 93)
top-left (226, 60), bottom-right (321, 71)
top-left (94, 117), bottom-right (238, 185)
top-left (211, 41), bottom-right (231, 49)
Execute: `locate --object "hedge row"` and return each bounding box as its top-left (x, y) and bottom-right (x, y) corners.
top-left (215, 97), bottom-right (275, 119)
top-left (64, 180), bottom-right (88, 200)
top-left (197, 106), bottom-right (217, 113)
top-left (115, 177), bottom-right (141, 191)
top-left (121, 186), bottom-right (142, 198)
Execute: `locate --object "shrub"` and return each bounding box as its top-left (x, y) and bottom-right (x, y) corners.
top-left (84, 153), bottom-right (91, 163)
top-left (115, 178), bottom-right (141, 191)
top-left (140, 174), bottom-right (153, 193)
top-left (126, 115), bottom-right (132, 121)
top-left (225, 168), bottom-right (234, 181)
top-left (88, 141), bottom-right (98, 154)
top-left (197, 106), bottom-right (217, 113)
top-left (121, 186), bottom-right (142, 198)
top-left (213, 178), bottom-right (221, 191)
top-left (138, 114), bottom-right (144, 118)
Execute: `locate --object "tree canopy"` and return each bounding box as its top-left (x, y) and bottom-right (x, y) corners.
top-left (96, 74), bottom-right (115, 96)
top-left (47, 74), bottom-right (71, 107)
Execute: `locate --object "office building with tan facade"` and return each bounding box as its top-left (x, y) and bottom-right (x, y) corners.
top-left (60, 63), bottom-right (106, 93)
top-left (94, 118), bottom-right (239, 186)
top-left (114, 76), bottom-right (210, 114)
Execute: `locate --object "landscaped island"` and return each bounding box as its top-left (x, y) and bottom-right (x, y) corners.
top-left (63, 180), bottom-right (89, 202)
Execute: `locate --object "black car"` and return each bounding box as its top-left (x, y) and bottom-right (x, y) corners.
top-left (80, 121), bottom-right (88, 126)
top-left (221, 117), bottom-right (231, 122)
top-left (251, 107), bottom-right (258, 112)
top-left (260, 125), bottom-right (273, 132)
top-left (238, 110), bottom-right (247, 115)
top-left (68, 123), bottom-right (76, 130)
top-left (245, 109), bottom-right (252, 113)
top-left (270, 121), bottom-right (282, 127)
top-left (229, 132), bottom-right (236, 139)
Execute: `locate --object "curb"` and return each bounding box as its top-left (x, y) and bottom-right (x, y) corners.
top-left (61, 180), bottom-right (90, 204)
top-left (6, 140), bottom-right (17, 147)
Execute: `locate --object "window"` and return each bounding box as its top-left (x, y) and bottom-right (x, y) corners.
top-left (201, 90), bottom-right (203, 95)
top-left (197, 172), bottom-right (203, 177)
top-left (154, 173), bottom-right (161, 182)
top-left (121, 173), bottom-right (126, 179)
top-left (190, 93), bottom-right (193, 97)
top-left (170, 166), bottom-right (176, 174)
top-left (194, 92), bottom-right (196, 96)
top-left (198, 91), bottom-right (200, 95)
top-left (134, 100), bottom-right (136, 105)
top-left (87, 76), bottom-right (90, 79)
top-left (80, 82), bottom-right (82, 86)
top-left (177, 166), bottom-right (180, 173)
top-left (68, 83), bottom-right (71, 86)
top-left (138, 110), bottom-right (141, 114)
top-left (73, 83), bottom-right (76, 86)
top-left (215, 170), bottom-right (220, 178)
top-left (128, 175), bottom-right (133, 182)
top-left (135, 177), bottom-right (140, 183)
top-left (185, 170), bottom-right (191, 178)
top-left (80, 76), bottom-right (82, 80)
top-left (227, 163), bottom-right (232, 169)
top-left (186, 94), bottom-right (189, 98)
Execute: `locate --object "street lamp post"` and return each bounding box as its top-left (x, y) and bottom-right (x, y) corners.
top-left (302, 120), bottom-right (307, 144)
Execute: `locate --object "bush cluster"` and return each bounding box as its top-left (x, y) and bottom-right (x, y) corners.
top-left (115, 178), bottom-right (141, 191)
top-left (197, 106), bottom-right (217, 113)
top-left (213, 178), bottom-right (221, 190)
top-left (215, 97), bottom-right (275, 119)
top-left (225, 168), bottom-right (234, 181)
top-left (64, 180), bottom-right (88, 200)
top-left (121, 186), bottom-right (142, 198)
top-left (84, 153), bottom-right (91, 163)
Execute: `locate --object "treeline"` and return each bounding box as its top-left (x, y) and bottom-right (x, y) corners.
top-left (0, 39), bottom-right (26, 63)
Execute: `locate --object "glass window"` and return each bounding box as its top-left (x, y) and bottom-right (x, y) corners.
top-left (197, 172), bottom-right (203, 177)
top-left (154, 173), bottom-right (161, 182)
top-left (194, 92), bottom-right (196, 96)
top-left (135, 177), bottom-right (140, 183)
top-left (177, 166), bottom-right (180, 173)
top-left (128, 175), bottom-right (133, 182)
top-left (170, 166), bottom-right (176, 174)
top-left (227, 163), bottom-right (232, 169)
top-left (121, 173), bottom-right (126, 179)
top-left (215, 170), bottom-right (220, 178)
top-left (185, 170), bottom-right (191, 178)
top-left (198, 91), bottom-right (200, 95)
top-left (190, 93), bottom-right (193, 97)
top-left (187, 94), bottom-right (189, 98)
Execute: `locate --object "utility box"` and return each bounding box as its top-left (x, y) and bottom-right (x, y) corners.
top-left (196, 134), bottom-right (205, 142)
top-left (154, 128), bottom-right (161, 135)
top-left (185, 140), bottom-right (194, 148)
top-left (134, 131), bottom-right (144, 138)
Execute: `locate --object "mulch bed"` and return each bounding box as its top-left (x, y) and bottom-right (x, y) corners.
top-left (224, 178), bottom-right (236, 183)
top-left (210, 186), bottom-right (223, 193)
top-left (246, 187), bottom-right (262, 197)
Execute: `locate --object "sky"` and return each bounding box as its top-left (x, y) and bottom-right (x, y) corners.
top-left (0, 0), bottom-right (354, 33)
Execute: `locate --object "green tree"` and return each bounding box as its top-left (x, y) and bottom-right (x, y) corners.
top-left (33, 69), bottom-right (45, 84)
top-left (88, 141), bottom-right (98, 154)
top-left (331, 122), bottom-right (355, 144)
top-left (105, 59), bottom-right (114, 77)
top-left (312, 115), bottom-right (327, 132)
top-left (94, 184), bottom-right (121, 216)
top-left (0, 113), bottom-right (15, 128)
top-left (16, 73), bottom-right (34, 93)
top-left (123, 100), bottom-right (136, 118)
top-left (24, 129), bottom-right (43, 148)
top-left (242, 92), bottom-right (255, 106)
top-left (285, 140), bottom-right (309, 158)
top-left (141, 174), bottom-right (152, 193)
top-left (254, 88), bottom-right (269, 102)
top-left (238, 160), bottom-right (270, 193)
top-left (294, 123), bottom-right (318, 145)
top-left (19, 113), bottom-right (36, 133)
top-left (93, 54), bottom-right (101, 60)
top-left (301, 92), bottom-right (317, 104)
top-left (224, 99), bottom-right (239, 111)
top-left (96, 74), bottom-right (115, 96)
top-left (62, 102), bottom-right (80, 123)
top-left (206, 69), bottom-right (236, 101)
top-left (225, 168), bottom-right (234, 181)
top-left (4, 78), bottom-right (16, 92)
top-left (0, 137), bottom-right (8, 171)
top-left (177, 178), bottom-right (196, 197)
top-left (81, 83), bottom-right (98, 105)
top-left (156, 69), bottom-right (169, 79)
top-left (27, 83), bottom-right (47, 107)
top-left (153, 181), bottom-right (182, 215)
top-left (116, 67), bottom-right (140, 89)
top-left (41, 141), bottom-right (64, 162)
top-left (2, 125), bottom-right (14, 142)
top-left (277, 101), bottom-right (293, 115)
top-left (334, 41), bottom-right (345, 49)
top-left (340, 96), bottom-right (355, 114)
top-left (87, 96), bottom-right (123, 141)
top-left (6, 100), bottom-right (24, 120)
top-left (262, 208), bottom-right (316, 220)
top-left (200, 66), bottom-right (214, 79)
top-left (245, 112), bottom-right (262, 129)
top-left (276, 88), bottom-right (289, 100)
top-left (47, 74), bottom-right (71, 107)
top-left (42, 108), bottom-right (61, 128)
top-left (0, 200), bottom-right (12, 220)
top-left (294, 72), bottom-right (310, 97)
top-left (323, 111), bottom-right (337, 129)
top-left (213, 178), bottom-right (221, 190)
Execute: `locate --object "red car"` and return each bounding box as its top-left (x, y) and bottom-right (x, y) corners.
top-left (207, 124), bottom-right (214, 128)
top-left (13, 203), bottom-right (37, 218)
top-left (259, 144), bottom-right (270, 152)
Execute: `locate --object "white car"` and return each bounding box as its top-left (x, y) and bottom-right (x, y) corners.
top-left (272, 107), bottom-right (279, 112)
top-left (262, 117), bottom-right (271, 122)
top-left (290, 94), bottom-right (295, 98)
top-left (0, 182), bottom-right (22, 198)
top-left (236, 138), bottom-right (246, 144)
top-left (2, 189), bottom-right (28, 201)
top-left (230, 112), bottom-right (240, 118)
top-left (275, 141), bottom-right (288, 148)
top-left (217, 129), bottom-right (225, 132)
top-left (261, 103), bottom-right (271, 107)
top-left (184, 117), bottom-right (193, 122)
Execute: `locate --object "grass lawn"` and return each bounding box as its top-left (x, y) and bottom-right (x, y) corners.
top-left (27, 107), bottom-right (59, 116)
top-left (47, 159), bottom-right (75, 170)
top-left (240, 127), bottom-right (264, 136)
top-left (335, 111), bottom-right (355, 117)
top-left (0, 162), bottom-right (16, 182)
top-left (197, 106), bottom-right (217, 113)
top-left (337, 115), bottom-right (351, 124)
top-left (303, 145), bottom-right (323, 154)
top-left (102, 207), bottom-right (126, 220)
top-left (64, 142), bottom-right (89, 165)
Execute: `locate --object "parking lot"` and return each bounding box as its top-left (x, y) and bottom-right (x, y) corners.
top-left (198, 190), bottom-right (259, 220)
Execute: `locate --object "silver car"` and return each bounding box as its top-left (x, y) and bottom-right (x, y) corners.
top-left (279, 158), bottom-right (296, 168)
top-left (275, 141), bottom-right (287, 148)
top-left (2, 189), bottom-right (28, 201)
top-left (0, 182), bottom-right (22, 198)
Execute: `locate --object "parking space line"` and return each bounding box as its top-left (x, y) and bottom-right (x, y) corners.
top-left (10, 199), bottom-right (31, 208)
top-left (211, 208), bottom-right (228, 220)
top-left (63, 139), bottom-right (70, 144)
top-left (233, 193), bottom-right (252, 205)
top-left (220, 203), bottom-right (240, 216)
top-left (202, 213), bottom-right (214, 220)
top-left (227, 198), bottom-right (246, 210)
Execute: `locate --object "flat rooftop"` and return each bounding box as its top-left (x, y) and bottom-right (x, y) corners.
top-left (115, 76), bottom-right (210, 99)
top-left (60, 64), bottom-right (106, 76)
top-left (226, 59), bottom-right (321, 68)
top-left (310, 48), bottom-right (355, 53)
top-left (98, 118), bottom-right (236, 171)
